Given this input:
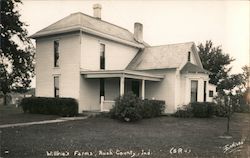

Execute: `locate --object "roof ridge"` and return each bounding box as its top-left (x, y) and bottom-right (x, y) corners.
top-left (146, 41), bottom-right (194, 48)
top-left (126, 49), bottom-right (144, 70)
top-left (72, 12), bottom-right (133, 34)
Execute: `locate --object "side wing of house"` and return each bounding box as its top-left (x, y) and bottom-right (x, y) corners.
top-left (127, 42), bottom-right (217, 113)
top-left (177, 44), bottom-right (216, 107)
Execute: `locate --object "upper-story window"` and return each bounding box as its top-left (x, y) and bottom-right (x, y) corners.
top-left (54, 40), bottom-right (59, 67)
top-left (188, 51), bottom-right (191, 62)
top-left (100, 43), bottom-right (105, 69)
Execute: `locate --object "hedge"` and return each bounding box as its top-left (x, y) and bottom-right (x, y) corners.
top-left (20, 97), bottom-right (78, 117)
top-left (173, 104), bottom-right (193, 118)
top-left (173, 102), bottom-right (225, 118)
top-left (142, 99), bottom-right (165, 118)
top-left (234, 104), bottom-right (250, 113)
top-left (191, 102), bottom-right (216, 118)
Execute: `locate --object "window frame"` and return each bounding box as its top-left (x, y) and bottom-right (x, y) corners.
top-left (188, 51), bottom-right (191, 62)
top-left (54, 40), bottom-right (60, 67)
top-left (100, 43), bottom-right (105, 70)
top-left (209, 90), bottom-right (214, 97)
top-left (54, 76), bottom-right (60, 98)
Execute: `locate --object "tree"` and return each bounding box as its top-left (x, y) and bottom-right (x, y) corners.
top-left (234, 66), bottom-right (250, 106)
top-left (218, 74), bottom-right (244, 93)
top-left (0, 0), bottom-right (35, 105)
top-left (242, 66), bottom-right (250, 104)
top-left (198, 41), bottom-right (249, 136)
top-left (197, 40), bottom-right (235, 94)
top-left (241, 66), bottom-right (250, 90)
top-left (219, 66), bottom-right (250, 106)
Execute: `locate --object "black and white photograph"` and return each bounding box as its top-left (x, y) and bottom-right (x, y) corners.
top-left (0, 0), bottom-right (249, 157)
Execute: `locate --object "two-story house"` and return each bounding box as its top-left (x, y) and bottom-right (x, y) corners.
top-left (30, 4), bottom-right (216, 113)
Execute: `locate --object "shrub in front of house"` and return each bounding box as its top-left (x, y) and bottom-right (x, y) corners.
top-left (20, 97), bottom-right (78, 117)
top-left (109, 92), bottom-right (166, 122)
top-left (173, 104), bottom-right (193, 118)
top-left (191, 102), bottom-right (216, 118)
top-left (109, 92), bottom-right (143, 122)
top-left (142, 99), bottom-right (165, 118)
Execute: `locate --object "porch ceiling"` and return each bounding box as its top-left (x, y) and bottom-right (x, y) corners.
top-left (80, 69), bottom-right (164, 81)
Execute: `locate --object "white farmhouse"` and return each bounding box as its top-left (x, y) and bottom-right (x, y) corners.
top-left (31, 4), bottom-right (216, 113)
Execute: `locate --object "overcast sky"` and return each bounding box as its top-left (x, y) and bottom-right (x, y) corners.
top-left (19, 0), bottom-right (249, 74)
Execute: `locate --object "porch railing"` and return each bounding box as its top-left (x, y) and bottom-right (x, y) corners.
top-left (100, 96), bottom-right (115, 112)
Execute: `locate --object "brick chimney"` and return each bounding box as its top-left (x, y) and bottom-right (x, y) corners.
top-left (93, 4), bottom-right (102, 19)
top-left (134, 22), bottom-right (143, 43)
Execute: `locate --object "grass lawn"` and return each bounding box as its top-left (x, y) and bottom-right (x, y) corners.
top-left (0, 104), bottom-right (60, 125)
top-left (0, 113), bottom-right (250, 158)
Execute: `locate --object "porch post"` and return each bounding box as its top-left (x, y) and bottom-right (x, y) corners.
top-left (120, 76), bottom-right (125, 96)
top-left (100, 96), bottom-right (104, 112)
top-left (185, 76), bottom-right (190, 104)
top-left (141, 79), bottom-right (145, 99)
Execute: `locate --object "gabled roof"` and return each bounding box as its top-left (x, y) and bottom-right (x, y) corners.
top-left (127, 42), bottom-right (200, 70)
top-left (30, 12), bottom-right (146, 48)
top-left (180, 62), bottom-right (210, 74)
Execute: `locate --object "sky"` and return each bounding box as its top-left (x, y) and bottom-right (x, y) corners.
top-left (19, 0), bottom-right (249, 75)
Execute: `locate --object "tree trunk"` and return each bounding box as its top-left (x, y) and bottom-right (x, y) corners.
top-left (226, 96), bottom-right (231, 135)
top-left (3, 93), bottom-right (7, 106)
top-left (227, 114), bottom-right (230, 134)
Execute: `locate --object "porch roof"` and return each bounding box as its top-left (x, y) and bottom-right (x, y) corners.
top-left (80, 69), bottom-right (164, 81)
top-left (180, 62), bottom-right (210, 74)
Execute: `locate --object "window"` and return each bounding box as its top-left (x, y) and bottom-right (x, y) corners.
top-left (100, 44), bottom-right (105, 69)
top-left (100, 78), bottom-right (105, 98)
top-left (188, 51), bottom-right (191, 62)
top-left (204, 81), bottom-right (207, 102)
top-left (209, 90), bottom-right (214, 97)
top-left (54, 41), bottom-right (59, 67)
top-left (191, 80), bottom-right (198, 102)
top-left (54, 76), bottom-right (59, 97)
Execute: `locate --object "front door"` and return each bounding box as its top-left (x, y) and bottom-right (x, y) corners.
top-left (132, 80), bottom-right (140, 97)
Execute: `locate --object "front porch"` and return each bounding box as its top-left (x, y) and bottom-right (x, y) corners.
top-left (81, 70), bottom-right (164, 112)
